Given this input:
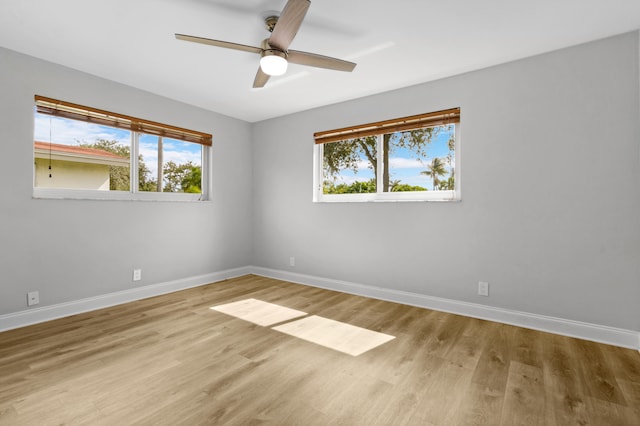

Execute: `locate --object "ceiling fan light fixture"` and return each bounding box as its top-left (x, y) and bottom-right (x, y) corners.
top-left (175, 0), bottom-right (355, 88)
top-left (260, 50), bottom-right (288, 76)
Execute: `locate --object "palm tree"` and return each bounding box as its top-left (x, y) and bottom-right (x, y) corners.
top-left (389, 179), bottom-right (401, 192)
top-left (438, 176), bottom-right (455, 190)
top-left (421, 157), bottom-right (447, 190)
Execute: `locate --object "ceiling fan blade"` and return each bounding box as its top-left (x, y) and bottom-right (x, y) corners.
top-left (175, 33), bottom-right (262, 54)
top-left (288, 50), bottom-right (356, 72)
top-left (253, 67), bottom-right (271, 88)
top-left (268, 0), bottom-right (310, 51)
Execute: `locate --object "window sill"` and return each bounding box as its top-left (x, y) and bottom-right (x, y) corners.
top-left (33, 187), bottom-right (206, 202)
top-left (314, 191), bottom-right (461, 203)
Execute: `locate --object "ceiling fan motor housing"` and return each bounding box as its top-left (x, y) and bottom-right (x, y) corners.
top-left (265, 15), bottom-right (279, 33)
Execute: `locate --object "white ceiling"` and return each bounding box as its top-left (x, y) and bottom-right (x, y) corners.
top-left (1, 0), bottom-right (639, 122)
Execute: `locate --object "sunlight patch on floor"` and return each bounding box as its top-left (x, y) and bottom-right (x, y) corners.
top-left (210, 298), bottom-right (307, 326)
top-left (273, 315), bottom-right (395, 356)
top-left (211, 299), bottom-right (396, 356)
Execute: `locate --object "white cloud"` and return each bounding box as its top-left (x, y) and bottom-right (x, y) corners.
top-left (34, 115), bottom-right (129, 146)
top-left (388, 157), bottom-right (425, 169)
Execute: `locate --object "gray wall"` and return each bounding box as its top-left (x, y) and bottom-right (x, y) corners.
top-left (252, 32), bottom-right (640, 331)
top-left (1, 32), bottom-right (638, 333)
top-left (0, 47), bottom-right (253, 315)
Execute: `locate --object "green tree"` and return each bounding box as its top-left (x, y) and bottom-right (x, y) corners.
top-left (79, 139), bottom-right (156, 191)
top-left (445, 132), bottom-right (455, 185)
top-left (391, 183), bottom-right (427, 192)
top-left (323, 127), bottom-right (442, 192)
top-left (421, 157), bottom-right (447, 189)
top-left (138, 161), bottom-right (157, 192)
top-left (436, 176), bottom-right (455, 190)
top-left (388, 179), bottom-right (427, 192)
top-left (323, 178), bottom-right (376, 194)
top-left (181, 165), bottom-right (201, 193)
top-left (80, 139), bottom-right (156, 191)
top-left (163, 161), bottom-right (201, 193)
top-left (78, 140), bottom-right (203, 193)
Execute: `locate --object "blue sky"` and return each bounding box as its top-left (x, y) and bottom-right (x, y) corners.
top-left (34, 114), bottom-right (202, 177)
top-left (325, 126), bottom-right (455, 190)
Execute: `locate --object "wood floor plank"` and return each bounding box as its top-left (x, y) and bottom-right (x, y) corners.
top-left (616, 380), bottom-right (640, 421)
top-left (542, 333), bottom-right (592, 425)
top-left (409, 360), bottom-right (474, 425)
top-left (508, 326), bottom-right (544, 368)
top-left (0, 274), bottom-right (639, 425)
top-left (470, 322), bottom-right (511, 394)
top-left (372, 353), bottom-right (446, 425)
top-left (500, 361), bottom-right (546, 426)
top-left (452, 321), bottom-right (509, 425)
top-left (455, 382), bottom-right (504, 425)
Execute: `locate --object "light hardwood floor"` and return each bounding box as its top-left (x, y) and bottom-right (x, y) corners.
top-left (1, 275), bottom-right (639, 425)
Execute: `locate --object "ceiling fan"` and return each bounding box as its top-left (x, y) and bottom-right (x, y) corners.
top-left (175, 0), bottom-right (356, 88)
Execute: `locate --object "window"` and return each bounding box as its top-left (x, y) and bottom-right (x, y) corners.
top-left (33, 96), bottom-right (212, 201)
top-left (313, 108), bottom-right (460, 202)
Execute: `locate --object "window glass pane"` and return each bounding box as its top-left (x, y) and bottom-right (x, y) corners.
top-left (138, 134), bottom-right (203, 193)
top-left (384, 124), bottom-right (455, 192)
top-left (322, 137), bottom-right (377, 194)
top-left (34, 112), bottom-right (131, 191)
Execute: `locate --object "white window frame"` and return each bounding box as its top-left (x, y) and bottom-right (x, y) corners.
top-left (33, 99), bottom-right (212, 202)
top-left (33, 144), bottom-right (212, 202)
top-left (313, 124), bottom-right (461, 203)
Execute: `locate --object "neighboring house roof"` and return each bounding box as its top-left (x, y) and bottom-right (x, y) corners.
top-left (34, 141), bottom-right (129, 167)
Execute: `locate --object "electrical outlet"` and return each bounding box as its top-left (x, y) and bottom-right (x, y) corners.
top-left (27, 291), bottom-right (39, 306)
top-left (133, 269), bottom-right (142, 281)
top-left (289, 257), bottom-right (295, 267)
top-left (478, 281), bottom-right (489, 296)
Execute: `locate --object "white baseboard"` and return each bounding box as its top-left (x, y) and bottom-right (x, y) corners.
top-left (250, 266), bottom-right (640, 351)
top-left (2, 265), bottom-right (638, 351)
top-left (0, 266), bottom-right (252, 333)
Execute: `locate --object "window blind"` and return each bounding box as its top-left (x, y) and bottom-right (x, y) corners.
top-left (35, 95), bottom-right (213, 146)
top-left (314, 108), bottom-right (460, 145)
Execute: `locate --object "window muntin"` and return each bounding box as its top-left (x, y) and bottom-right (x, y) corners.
top-left (314, 109), bottom-right (460, 202)
top-left (33, 97), bottom-right (211, 201)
